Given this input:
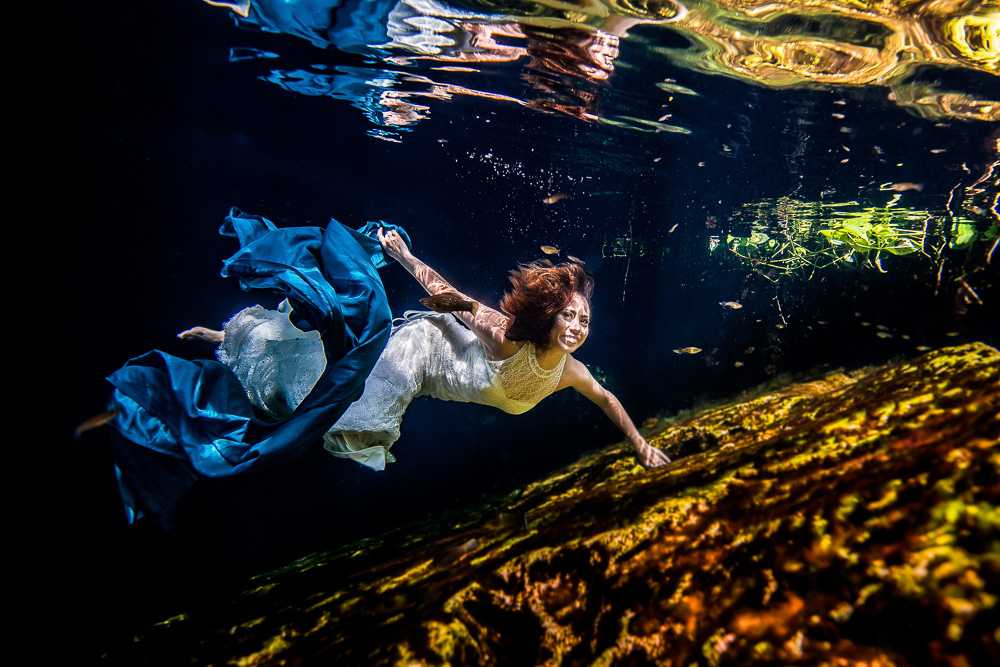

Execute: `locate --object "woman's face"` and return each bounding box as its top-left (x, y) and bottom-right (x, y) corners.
top-left (547, 293), bottom-right (590, 353)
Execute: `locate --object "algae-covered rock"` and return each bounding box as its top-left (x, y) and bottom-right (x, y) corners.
top-left (122, 343), bottom-right (999, 666)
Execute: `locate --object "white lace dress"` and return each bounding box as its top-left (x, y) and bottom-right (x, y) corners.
top-left (323, 312), bottom-right (567, 470)
top-left (219, 308), bottom-right (566, 470)
top-left (217, 302), bottom-right (327, 421)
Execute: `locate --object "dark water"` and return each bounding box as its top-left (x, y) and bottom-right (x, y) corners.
top-left (48, 0), bottom-right (996, 656)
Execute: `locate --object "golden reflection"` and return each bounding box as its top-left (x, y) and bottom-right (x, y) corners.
top-left (655, 0), bottom-right (998, 121)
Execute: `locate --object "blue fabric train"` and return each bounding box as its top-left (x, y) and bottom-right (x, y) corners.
top-left (106, 207), bottom-right (408, 523)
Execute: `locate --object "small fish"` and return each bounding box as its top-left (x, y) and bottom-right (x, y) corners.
top-left (745, 346), bottom-right (755, 354)
top-left (916, 345), bottom-right (932, 351)
top-left (734, 361), bottom-right (744, 368)
top-left (901, 334), bottom-right (910, 340)
top-left (876, 324), bottom-right (890, 331)
top-left (74, 408), bottom-right (120, 440)
top-left (656, 81), bottom-right (699, 96)
top-left (543, 193), bottom-right (567, 204)
top-left (946, 331), bottom-right (960, 337)
top-left (861, 321), bottom-right (871, 326)
top-left (541, 245), bottom-right (560, 255)
top-left (876, 332), bottom-right (893, 339)
top-left (673, 347), bottom-right (702, 355)
top-left (831, 113), bottom-right (845, 119)
top-left (698, 162), bottom-right (706, 167)
top-left (669, 223), bottom-right (679, 233)
top-left (642, 417), bottom-right (659, 429)
top-left (420, 291), bottom-right (479, 316)
top-left (719, 301), bottom-right (742, 309)
top-left (880, 182), bottom-right (923, 192)
top-left (567, 255), bottom-right (584, 265)
top-left (930, 148), bottom-right (946, 154)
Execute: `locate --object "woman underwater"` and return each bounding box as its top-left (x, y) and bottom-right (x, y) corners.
top-left (101, 209), bottom-right (667, 524)
top-left (183, 228), bottom-right (670, 471)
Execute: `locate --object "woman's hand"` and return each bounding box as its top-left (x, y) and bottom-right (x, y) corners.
top-left (634, 438), bottom-right (671, 468)
top-left (378, 227), bottom-right (412, 264)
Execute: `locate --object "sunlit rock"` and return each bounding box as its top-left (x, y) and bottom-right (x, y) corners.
top-left (123, 343), bottom-right (998, 665)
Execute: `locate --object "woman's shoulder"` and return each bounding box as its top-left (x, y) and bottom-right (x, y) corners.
top-left (555, 354), bottom-right (590, 390)
top-left (486, 338), bottom-right (525, 362)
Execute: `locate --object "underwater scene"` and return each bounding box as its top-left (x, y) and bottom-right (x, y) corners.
top-left (53, 0), bottom-right (998, 663)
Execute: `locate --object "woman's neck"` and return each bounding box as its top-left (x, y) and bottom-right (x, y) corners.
top-left (534, 344), bottom-right (566, 370)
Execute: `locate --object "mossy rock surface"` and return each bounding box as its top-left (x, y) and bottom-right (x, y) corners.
top-left (124, 343), bottom-right (1000, 666)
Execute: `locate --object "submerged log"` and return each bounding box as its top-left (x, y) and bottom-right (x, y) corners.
top-left (125, 343), bottom-right (999, 665)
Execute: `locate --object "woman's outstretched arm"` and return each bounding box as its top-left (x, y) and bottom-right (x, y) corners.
top-left (559, 355), bottom-right (671, 468)
top-left (378, 228), bottom-right (518, 359)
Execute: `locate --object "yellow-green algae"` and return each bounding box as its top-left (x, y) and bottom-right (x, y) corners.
top-left (123, 343), bottom-right (999, 666)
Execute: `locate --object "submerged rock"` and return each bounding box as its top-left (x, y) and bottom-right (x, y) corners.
top-left (122, 343), bottom-right (999, 665)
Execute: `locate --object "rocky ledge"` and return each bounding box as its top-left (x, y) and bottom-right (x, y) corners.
top-left (123, 343), bottom-right (999, 666)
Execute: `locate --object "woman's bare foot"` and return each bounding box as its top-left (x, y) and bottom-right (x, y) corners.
top-left (178, 326), bottom-right (225, 344)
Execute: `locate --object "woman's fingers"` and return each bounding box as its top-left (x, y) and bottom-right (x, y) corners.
top-left (636, 441), bottom-right (670, 468)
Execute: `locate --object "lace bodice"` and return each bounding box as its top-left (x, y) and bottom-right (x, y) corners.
top-left (490, 340), bottom-right (566, 411)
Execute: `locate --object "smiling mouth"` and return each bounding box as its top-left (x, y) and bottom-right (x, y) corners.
top-left (563, 335), bottom-right (580, 345)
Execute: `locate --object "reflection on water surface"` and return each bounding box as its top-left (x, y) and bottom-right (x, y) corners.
top-left (213, 0), bottom-right (998, 135)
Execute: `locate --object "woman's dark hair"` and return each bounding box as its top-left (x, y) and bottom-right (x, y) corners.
top-left (500, 260), bottom-right (594, 347)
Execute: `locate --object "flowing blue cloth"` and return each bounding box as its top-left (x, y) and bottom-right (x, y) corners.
top-left (106, 207), bottom-right (408, 523)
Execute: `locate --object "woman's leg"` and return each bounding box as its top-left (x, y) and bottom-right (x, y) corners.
top-left (178, 326), bottom-right (225, 344)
